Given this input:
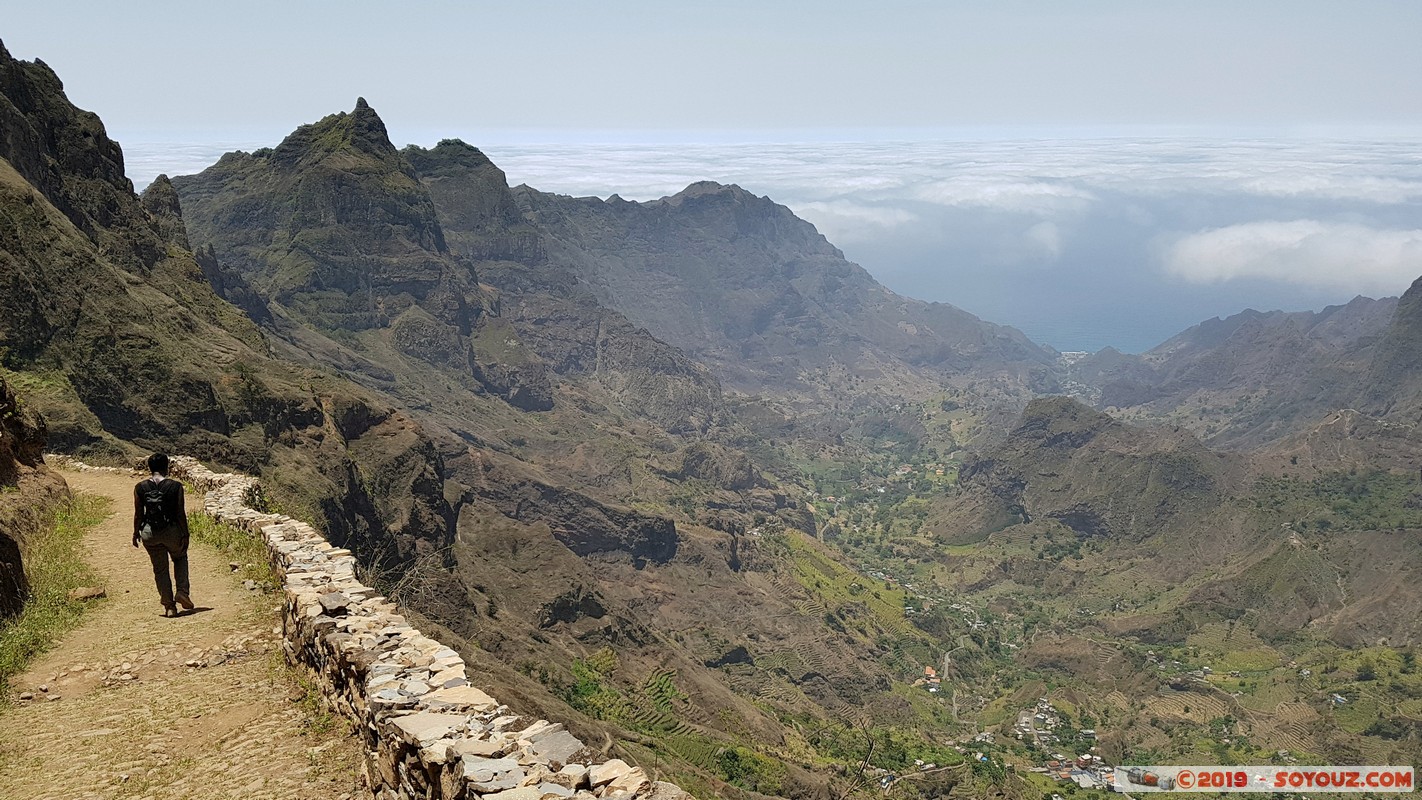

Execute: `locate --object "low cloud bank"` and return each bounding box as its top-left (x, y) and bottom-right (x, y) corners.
top-left (1163, 220), bottom-right (1422, 295)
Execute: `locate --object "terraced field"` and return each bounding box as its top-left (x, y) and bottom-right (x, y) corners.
top-left (1233, 700), bottom-right (1319, 755)
top-left (1144, 691), bottom-right (1231, 723)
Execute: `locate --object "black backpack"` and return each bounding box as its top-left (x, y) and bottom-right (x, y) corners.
top-left (139, 479), bottom-right (174, 537)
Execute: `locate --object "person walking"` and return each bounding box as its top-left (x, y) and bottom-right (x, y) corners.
top-left (132, 453), bottom-right (193, 617)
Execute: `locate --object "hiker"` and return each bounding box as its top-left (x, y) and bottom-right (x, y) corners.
top-left (132, 453), bottom-right (193, 617)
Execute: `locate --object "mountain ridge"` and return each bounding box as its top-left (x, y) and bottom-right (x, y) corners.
top-left (513, 179), bottom-right (1056, 402)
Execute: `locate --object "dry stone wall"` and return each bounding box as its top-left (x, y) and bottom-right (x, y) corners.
top-left (60, 454), bottom-right (692, 800)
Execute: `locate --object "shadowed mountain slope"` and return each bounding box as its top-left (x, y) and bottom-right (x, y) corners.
top-left (175, 127), bottom-right (727, 437)
top-left (928, 396), bottom-right (1239, 546)
top-left (1361, 275), bottom-right (1422, 424)
top-left (512, 181), bottom-right (1057, 401)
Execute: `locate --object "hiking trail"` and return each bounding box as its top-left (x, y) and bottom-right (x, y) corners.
top-left (0, 467), bottom-right (364, 800)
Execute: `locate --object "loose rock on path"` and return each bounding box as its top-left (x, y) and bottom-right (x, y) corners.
top-left (0, 468), bottom-right (364, 800)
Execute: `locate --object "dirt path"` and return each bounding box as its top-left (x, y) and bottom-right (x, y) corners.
top-left (0, 468), bottom-right (364, 800)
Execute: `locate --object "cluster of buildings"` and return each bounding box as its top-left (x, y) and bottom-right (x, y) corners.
top-left (1015, 698), bottom-right (1114, 791)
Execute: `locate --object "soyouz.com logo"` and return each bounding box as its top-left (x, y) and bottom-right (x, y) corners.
top-left (1118, 766), bottom-right (1414, 792)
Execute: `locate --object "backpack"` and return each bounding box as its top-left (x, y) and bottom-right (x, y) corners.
top-left (139, 479), bottom-right (174, 539)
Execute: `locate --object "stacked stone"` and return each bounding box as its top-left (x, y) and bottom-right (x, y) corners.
top-left (161, 456), bottom-right (691, 800)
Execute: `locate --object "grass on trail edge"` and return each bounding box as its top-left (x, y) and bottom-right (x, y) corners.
top-left (187, 512), bottom-right (279, 588)
top-left (0, 494), bottom-right (110, 697)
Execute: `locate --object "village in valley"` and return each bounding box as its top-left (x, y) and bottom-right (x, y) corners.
top-left (775, 392), bottom-right (1422, 799)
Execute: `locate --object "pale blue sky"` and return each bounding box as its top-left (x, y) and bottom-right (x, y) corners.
top-left (5, 1), bottom-right (1422, 143)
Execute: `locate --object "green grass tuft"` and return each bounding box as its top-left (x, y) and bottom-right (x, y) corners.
top-left (0, 494), bottom-right (110, 696)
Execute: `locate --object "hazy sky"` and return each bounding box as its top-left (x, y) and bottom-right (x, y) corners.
top-left (5, 2), bottom-right (1422, 352)
top-left (6, 1), bottom-right (1422, 139)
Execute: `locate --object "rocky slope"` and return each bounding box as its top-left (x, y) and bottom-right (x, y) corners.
top-left (1360, 275), bottom-right (1422, 424)
top-left (167, 107), bottom-right (985, 794)
top-left (175, 126), bottom-right (725, 436)
top-left (1070, 296), bottom-right (1401, 447)
top-left (927, 396), bottom-right (1242, 549)
top-left (403, 139), bottom-right (728, 435)
top-left (170, 108), bottom-right (789, 557)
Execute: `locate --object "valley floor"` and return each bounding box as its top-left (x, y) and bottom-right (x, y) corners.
top-left (0, 468), bottom-right (363, 800)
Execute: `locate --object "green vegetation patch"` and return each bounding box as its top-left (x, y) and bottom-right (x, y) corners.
top-left (784, 533), bottom-right (916, 636)
top-left (1253, 469), bottom-right (1422, 532)
top-left (0, 494), bottom-right (110, 696)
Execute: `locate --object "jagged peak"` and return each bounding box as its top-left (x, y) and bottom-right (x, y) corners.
top-left (0, 36), bottom-right (137, 241)
top-left (140, 173), bottom-right (190, 250)
top-left (0, 39), bottom-right (59, 87)
top-left (1398, 274), bottom-right (1422, 304)
top-left (270, 98), bottom-right (399, 169)
top-left (140, 173), bottom-right (180, 210)
top-left (349, 96), bottom-right (386, 136)
top-left (143, 173), bottom-right (176, 194)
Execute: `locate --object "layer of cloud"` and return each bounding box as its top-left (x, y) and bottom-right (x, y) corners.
top-left (473, 138), bottom-right (1422, 208)
top-left (909, 178), bottom-right (1097, 215)
top-left (1163, 220), bottom-right (1422, 294)
top-left (130, 136), bottom-right (1422, 209)
top-left (795, 200), bottom-right (918, 244)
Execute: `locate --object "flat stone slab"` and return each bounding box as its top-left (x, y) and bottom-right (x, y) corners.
top-left (426, 684), bottom-right (498, 712)
top-left (604, 767), bottom-right (650, 798)
top-left (391, 711), bottom-right (468, 745)
top-left (483, 787), bottom-right (544, 800)
top-left (526, 729), bottom-right (585, 765)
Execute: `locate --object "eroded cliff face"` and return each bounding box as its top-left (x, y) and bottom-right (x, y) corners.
top-left (0, 378), bottom-right (68, 618)
top-left (173, 100), bottom-right (483, 336)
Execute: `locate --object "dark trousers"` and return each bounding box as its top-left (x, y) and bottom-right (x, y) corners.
top-left (143, 536), bottom-right (189, 608)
